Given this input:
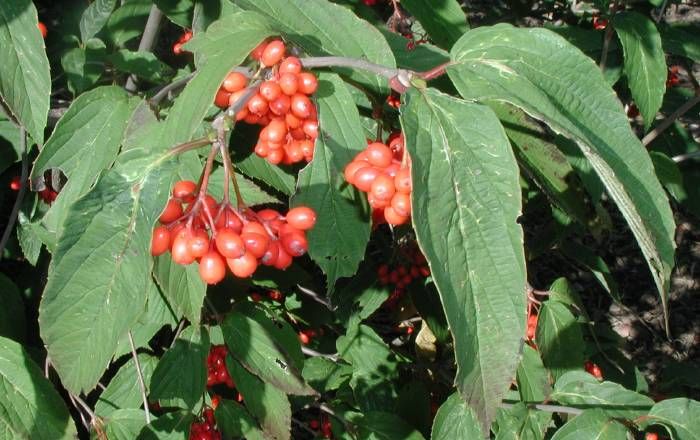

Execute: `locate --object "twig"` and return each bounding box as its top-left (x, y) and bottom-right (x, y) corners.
top-left (168, 137), bottom-right (212, 156)
top-left (170, 320), bottom-right (186, 348)
top-left (301, 56), bottom-right (399, 80)
top-left (68, 393), bottom-right (90, 431)
top-left (296, 285), bottom-right (334, 310)
top-left (149, 72), bottom-right (196, 106)
top-left (500, 401), bottom-right (583, 415)
top-left (0, 128), bottom-right (27, 257)
top-left (301, 346), bottom-right (339, 362)
top-left (128, 331), bottom-right (151, 424)
top-left (125, 5), bottom-right (163, 92)
top-left (599, 0), bottom-right (620, 71)
top-left (673, 150), bottom-right (700, 163)
top-left (655, 0), bottom-right (669, 23)
top-left (642, 94), bottom-right (700, 146)
top-left (292, 417), bottom-right (318, 437)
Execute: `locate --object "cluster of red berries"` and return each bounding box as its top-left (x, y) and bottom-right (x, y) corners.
top-left (344, 133), bottom-right (412, 226)
top-left (206, 345), bottom-right (234, 388)
top-left (309, 415), bottom-right (333, 438)
top-left (249, 289), bottom-right (284, 303)
top-left (150, 180), bottom-right (317, 284)
top-left (10, 176), bottom-right (58, 204)
top-left (378, 244), bottom-right (430, 308)
top-left (173, 30), bottom-right (193, 55)
top-left (667, 66), bottom-right (680, 87)
top-left (592, 16), bottom-right (608, 30)
top-left (214, 39), bottom-right (319, 165)
top-left (189, 408), bottom-right (221, 440)
top-left (526, 312), bottom-right (538, 342)
top-left (584, 360), bottom-right (603, 380)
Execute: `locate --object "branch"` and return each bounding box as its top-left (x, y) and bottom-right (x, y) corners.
top-left (301, 56), bottom-right (399, 80)
top-left (642, 94), bottom-right (700, 147)
top-left (128, 331), bottom-right (151, 424)
top-left (125, 5), bottom-right (164, 93)
top-left (301, 346), bottom-right (339, 362)
top-left (296, 285), bottom-right (334, 310)
top-left (0, 128), bottom-right (27, 257)
top-left (149, 72), bottom-right (196, 107)
top-left (673, 150), bottom-right (700, 163)
top-left (599, 0), bottom-right (620, 71)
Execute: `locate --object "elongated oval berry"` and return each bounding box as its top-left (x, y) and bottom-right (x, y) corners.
top-left (172, 180), bottom-right (197, 202)
top-left (297, 72), bottom-right (318, 95)
top-left (260, 39), bottom-right (285, 67)
top-left (199, 251), bottom-right (226, 284)
top-left (266, 119), bottom-right (287, 143)
top-left (279, 56), bottom-right (302, 75)
top-left (290, 94), bottom-right (312, 119)
top-left (370, 174), bottom-right (396, 201)
top-left (215, 89), bottom-right (232, 109)
top-left (269, 95), bottom-right (291, 116)
top-left (302, 120), bottom-right (318, 139)
top-left (247, 94), bottom-right (269, 115)
top-left (274, 247), bottom-right (293, 270)
top-left (367, 193), bottom-right (389, 209)
top-left (366, 142), bottom-right (393, 168)
top-left (222, 71), bottom-right (248, 93)
top-left (171, 232), bottom-right (196, 265)
top-left (281, 231), bottom-right (308, 257)
top-left (394, 168), bottom-right (412, 193)
top-left (353, 167), bottom-right (381, 193)
top-left (188, 229), bottom-right (210, 258)
top-left (159, 199), bottom-right (183, 223)
top-left (241, 232), bottom-right (270, 259)
top-left (278, 73), bottom-right (299, 96)
top-left (215, 228), bottom-right (246, 259)
top-left (227, 252), bottom-right (258, 278)
top-left (261, 240), bottom-right (280, 266)
top-left (215, 209), bottom-right (243, 233)
top-left (390, 192), bottom-right (411, 217)
top-left (286, 206), bottom-right (316, 230)
top-left (259, 80), bottom-right (282, 101)
top-left (383, 206), bottom-right (409, 226)
top-left (250, 40), bottom-right (268, 60)
top-left (151, 226), bottom-right (171, 256)
top-left (344, 161), bottom-right (364, 185)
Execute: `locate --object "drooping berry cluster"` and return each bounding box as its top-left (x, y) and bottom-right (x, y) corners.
top-left (214, 39), bottom-right (319, 165)
top-left (151, 180), bottom-right (317, 284)
top-left (344, 133), bottom-right (412, 226)
top-left (207, 345), bottom-right (234, 388)
top-left (189, 408), bottom-right (221, 440)
top-left (308, 414), bottom-right (333, 438)
top-left (173, 30), bottom-right (193, 55)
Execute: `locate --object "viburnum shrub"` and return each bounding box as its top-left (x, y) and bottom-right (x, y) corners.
top-left (0, 0), bottom-right (697, 439)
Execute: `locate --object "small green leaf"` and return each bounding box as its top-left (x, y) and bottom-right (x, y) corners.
top-left (154, 0), bottom-right (193, 27)
top-left (221, 305), bottom-right (314, 395)
top-left (536, 301), bottom-right (585, 382)
top-left (400, 0), bottom-right (467, 49)
top-left (613, 12), bottom-right (666, 130)
top-left (228, 358), bottom-right (291, 440)
top-left (96, 354), bottom-right (159, 417)
top-left (149, 326), bottom-right (210, 409)
top-left (432, 393), bottom-right (484, 440)
top-left (108, 50), bottom-right (175, 83)
top-left (104, 409), bottom-right (148, 440)
top-left (154, 255), bottom-right (206, 326)
top-left (292, 73), bottom-right (370, 290)
top-left (517, 344), bottom-right (551, 403)
top-left (79, 0), bottom-right (117, 42)
top-left (105, 0), bottom-right (152, 47)
top-left (552, 371), bottom-right (654, 419)
top-left (39, 148), bottom-right (177, 394)
top-left (449, 25), bottom-right (676, 333)
top-left (0, 336), bottom-right (77, 439)
top-left (61, 39), bottom-right (107, 95)
top-left (494, 403), bottom-right (552, 440)
top-left (639, 398), bottom-right (700, 440)
top-left (0, 0), bottom-right (51, 144)
top-left (233, 0), bottom-right (396, 93)
top-left (401, 87), bottom-right (526, 431)
top-left (215, 399), bottom-right (265, 440)
top-left (550, 409), bottom-right (628, 440)
top-left (302, 357), bottom-right (352, 393)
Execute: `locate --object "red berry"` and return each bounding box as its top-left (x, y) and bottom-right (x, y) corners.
top-left (241, 232), bottom-right (270, 259)
top-left (286, 206), bottom-right (317, 230)
top-left (159, 199), bottom-right (183, 224)
top-left (370, 174), bottom-right (396, 201)
top-left (214, 89), bottom-right (232, 109)
top-left (199, 251), bottom-right (226, 284)
top-left (173, 180), bottom-right (197, 202)
top-left (37, 22), bottom-right (48, 38)
top-left (394, 168), bottom-right (411, 194)
top-left (269, 95), bottom-right (291, 116)
top-left (9, 176), bottom-right (21, 191)
top-left (259, 80), bottom-right (282, 101)
top-left (273, 247), bottom-right (293, 270)
top-left (281, 231), bottom-right (308, 257)
top-left (171, 231), bottom-right (196, 265)
top-left (390, 193), bottom-right (411, 217)
top-left (151, 226), bottom-right (171, 256)
top-left (365, 142), bottom-right (393, 168)
top-left (215, 229), bottom-right (246, 259)
top-left (227, 252), bottom-right (258, 278)
top-left (290, 94), bottom-right (313, 119)
top-left (278, 73), bottom-right (299, 96)
top-left (353, 167), bottom-right (381, 193)
top-left (279, 57), bottom-right (302, 75)
top-left (222, 71), bottom-right (248, 93)
top-left (645, 433), bottom-right (659, 440)
top-left (188, 229), bottom-right (210, 259)
top-left (297, 72), bottom-right (318, 95)
top-left (383, 206), bottom-right (409, 226)
top-left (260, 39), bottom-right (286, 67)
top-left (250, 40), bottom-right (268, 60)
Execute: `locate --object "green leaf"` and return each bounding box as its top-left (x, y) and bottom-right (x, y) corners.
top-left (489, 101), bottom-right (594, 227)
top-left (107, 50), bottom-right (175, 83)
top-left (613, 12), bottom-right (666, 130)
top-left (154, 0), bottom-right (193, 27)
top-left (154, 255), bottom-right (206, 326)
top-left (150, 326), bottom-right (210, 409)
top-left (233, 0), bottom-right (396, 93)
top-left (550, 409), bottom-right (628, 440)
top-left (31, 86), bottom-right (138, 241)
top-left (61, 38), bottom-right (107, 95)
top-left (517, 344), bottom-right (551, 403)
top-left (228, 358), bottom-right (291, 440)
top-left (302, 357), bottom-right (352, 393)
top-left (400, 0), bottom-right (467, 49)
top-left (353, 412), bottom-right (425, 440)
top-left (536, 301), bottom-right (585, 382)
top-left (221, 305), bottom-right (315, 395)
top-left (0, 336), bottom-right (77, 439)
top-left (639, 398), bottom-right (700, 440)
top-left (659, 24), bottom-right (700, 62)
top-left (494, 403), bottom-right (552, 440)
top-left (552, 371), bottom-right (654, 419)
top-left (380, 29), bottom-right (450, 73)
top-left (448, 25), bottom-right (676, 334)
top-left (234, 150), bottom-right (296, 195)
top-left (559, 240), bottom-right (620, 302)
top-left (39, 148), bottom-right (177, 394)
top-left (651, 151), bottom-right (688, 206)
top-left (408, 282), bottom-right (450, 344)
top-left (215, 399), bottom-right (265, 440)
top-left (401, 87), bottom-right (526, 431)
top-left (96, 354), bottom-right (159, 417)
top-left (431, 392), bottom-right (484, 440)
top-left (206, 168), bottom-right (279, 206)
top-left (0, 0), bottom-right (51, 144)
top-left (332, 270), bottom-right (389, 327)
top-left (137, 411), bottom-right (194, 440)
top-left (548, 277), bottom-right (585, 311)
top-left (0, 273), bottom-right (26, 342)
top-left (105, 0), bottom-right (152, 47)
top-left (79, 0), bottom-right (117, 42)
top-left (104, 409), bottom-right (148, 440)
top-left (161, 12), bottom-right (272, 148)
top-left (292, 72), bottom-right (370, 290)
